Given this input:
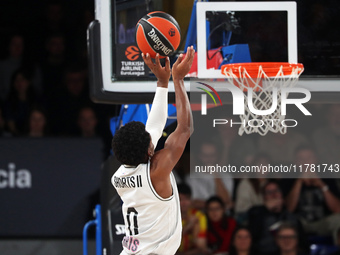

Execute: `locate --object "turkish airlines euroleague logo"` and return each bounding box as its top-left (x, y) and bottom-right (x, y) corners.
top-left (125, 46), bottom-right (140, 61)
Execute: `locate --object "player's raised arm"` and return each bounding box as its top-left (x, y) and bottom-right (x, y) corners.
top-left (169, 47), bottom-right (194, 142)
top-left (151, 46), bottom-right (195, 178)
top-left (142, 53), bottom-right (171, 148)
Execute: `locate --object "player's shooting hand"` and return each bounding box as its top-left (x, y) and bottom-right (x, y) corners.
top-left (142, 53), bottom-right (170, 87)
top-left (172, 46), bottom-right (195, 81)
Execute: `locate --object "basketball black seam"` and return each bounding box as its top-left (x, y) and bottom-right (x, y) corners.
top-left (141, 17), bottom-right (174, 47)
top-left (139, 24), bottom-right (156, 55)
top-left (141, 18), bottom-right (175, 54)
top-left (147, 16), bottom-right (181, 36)
top-left (135, 23), bottom-right (140, 44)
top-left (148, 12), bottom-right (181, 33)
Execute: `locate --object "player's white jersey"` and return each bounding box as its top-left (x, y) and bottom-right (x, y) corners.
top-left (112, 162), bottom-right (182, 255)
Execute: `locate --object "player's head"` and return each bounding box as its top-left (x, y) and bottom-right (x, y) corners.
top-left (112, 121), bottom-right (153, 166)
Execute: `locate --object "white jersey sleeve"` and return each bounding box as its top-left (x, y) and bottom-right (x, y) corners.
top-left (145, 87), bottom-right (168, 147)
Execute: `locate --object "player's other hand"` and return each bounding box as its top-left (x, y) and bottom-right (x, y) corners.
top-left (142, 53), bottom-right (170, 87)
top-left (172, 46), bottom-right (195, 81)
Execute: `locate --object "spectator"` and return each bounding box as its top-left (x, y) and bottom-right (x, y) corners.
top-left (3, 69), bottom-right (38, 135)
top-left (48, 65), bottom-right (91, 135)
top-left (285, 146), bottom-right (340, 236)
top-left (214, 116), bottom-right (255, 167)
top-left (40, 33), bottom-right (68, 97)
top-left (312, 104), bottom-right (340, 164)
top-left (229, 227), bottom-right (257, 255)
top-left (0, 34), bottom-right (42, 101)
top-left (73, 6), bottom-right (95, 62)
top-left (247, 180), bottom-right (303, 255)
top-left (330, 227), bottom-right (340, 255)
top-left (206, 196), bottom-right (237, 255)
top-left (0, 34), bottom-right (25, 102)
top-left (275, 222), bottom-right (308, 255)
top-left (186, 139), bottom-right (233, 210)
top-left (176, 183), bottom-right (210, 255)
top-left (258, 131), bottom-right (308, 164)
top-left (172, 150), bottom-right (190, 184)
top-left (35, 2), bottom-right (71, 54)
top-left (0, 106), bottom-right (11, 137)
top-left (234, 153), bottom-right (270, 222)
top-left (44, 2), bottom-right (66, 32)
top-left (27, 107), bottom-right (48, 137)
top-left (77, 106), bottom-right (98, 138)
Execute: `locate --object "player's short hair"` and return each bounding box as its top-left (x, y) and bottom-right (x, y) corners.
top-left (177, 183), bottom-right (192, 197)
top-left (112, 121), bottom-right (151, 166)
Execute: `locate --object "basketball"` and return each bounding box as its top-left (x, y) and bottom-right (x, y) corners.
top-left (136, 11), bottom-right (181, 58)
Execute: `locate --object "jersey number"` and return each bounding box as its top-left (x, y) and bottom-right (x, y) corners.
top-left (126, 207), bottom-right (139, 235)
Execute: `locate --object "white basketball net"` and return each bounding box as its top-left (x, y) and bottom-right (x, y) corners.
top-left (222, 64), bottom-right (303, 136)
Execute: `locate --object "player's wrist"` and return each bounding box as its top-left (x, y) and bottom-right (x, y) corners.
top-left (157, 80), bottom-right (169, 88)
top-left (172, 77), bottom-right (184, 83)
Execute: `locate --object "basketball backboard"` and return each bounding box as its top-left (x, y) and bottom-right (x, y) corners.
top-left (88, 0), bottom-right (340, 104)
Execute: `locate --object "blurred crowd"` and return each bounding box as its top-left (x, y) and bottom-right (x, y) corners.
top-left (0, 1), bottom-right (117, 156)
top-left (171, 105), bottom-right (340, 255)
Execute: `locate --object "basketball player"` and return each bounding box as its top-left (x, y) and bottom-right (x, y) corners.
top-left (112, 46), bottom-right (195, 255)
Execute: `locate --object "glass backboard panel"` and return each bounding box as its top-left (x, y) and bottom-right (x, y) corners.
top-left (90, 0), bottom-right (340, 102)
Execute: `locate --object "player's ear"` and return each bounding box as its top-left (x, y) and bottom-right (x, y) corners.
top-left (148, 149), bottom-right (154, 158)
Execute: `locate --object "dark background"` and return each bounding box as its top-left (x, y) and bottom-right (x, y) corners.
top-left (0, 138), bottom-right (103, 237)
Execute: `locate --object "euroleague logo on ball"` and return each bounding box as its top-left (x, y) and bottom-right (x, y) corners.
top-left (125, 46), bottom-right (140, 61)
top-left (168, 28), bottom-right (176, 37)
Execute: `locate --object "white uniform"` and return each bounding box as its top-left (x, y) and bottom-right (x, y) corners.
top-left (112, 162), bottom-right (182, 255)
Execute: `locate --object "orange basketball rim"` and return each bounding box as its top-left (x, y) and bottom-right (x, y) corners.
top-left (221, 62), bottom-right (304, 78)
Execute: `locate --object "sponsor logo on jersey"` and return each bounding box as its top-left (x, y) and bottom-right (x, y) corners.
top-left (113, 175), bottom-right (142, 189)
top-left (115, 224), bottom-right (125, 235)
top-left (123, 236), bottom-right (140, 252)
